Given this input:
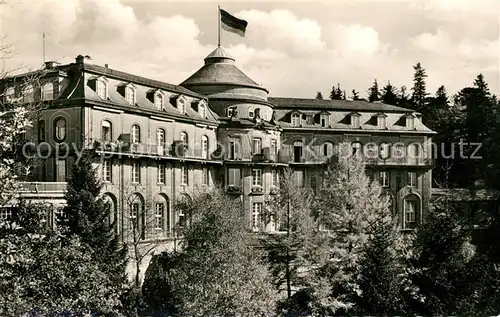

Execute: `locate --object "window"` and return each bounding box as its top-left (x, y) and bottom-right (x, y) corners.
top-left (54, 117), bottom-right (66, 141)
top-left (202, 167), bottom-right (210, 185)
top-left (155, 203), bottom-right (165, 230)
top-left (271, 170), bottom-right (278, 187)
top-left (22, 84), bottom-right (34, 102)
top-left (228, 168), bottom-right (241, 186)
top-left (365, 143), bottom-right (377, 159)
top-left (321, 114), bottom-right (329, 127)
top-left (252, 202), bottom-right (262, 230)
top-left (322, 142), bottom-right (334, 157)
top-left (103, 160), bottom-right (112, 182)
top-left (248, 107), bottom-right (255, 118)
top-left (181, 166), bottom-right (188, 185)
top-left (38, 120), bottom-right (45, 142)
top-left (199, 103), bottom-right (206, 118)
top-left (408, 144), bottom-right (419, 160)
top-left (131, 125), bottom-right (140, 144)
top-left (293, 141), bottom-right (303, 162)
top-left (293, 170), bottom-right (304, 187)
top-left (377, 115), bottom-right (387, 129)
top-left (157, 128), bottom-right (166, 155)
top-left (406, 116), bottom-right (415, 129)
top-left (379, 171), bottom-right (390, 187)
top-left (227, 106), bottom-right (236, 117)
top-left (291, 113), bottom-right (300, 126)
top-left (270, 139), bottom-right (277, 155)
top-left (405, 200), bottom-right (417, 224)
top-left (41, 82), bottom-right (54, 100)
top-left (4, 87), bottom-right (14, 102)
top-left (125, 86), bottom-right (135, 105)
top-left (201, 135), bottom-right (209, 159)
top-left (158, 163), bottom-right (165, 184)
top-left (97, 80), bottom-right (107, 99)
top-left (352, 142), bottom-right (362, 156)
top-left (54, 207), bottom-right (65, 226)
top-left (132, 162), bottom-right (140, 183)
top-left (178, 98), bottom-right (186, 114)
top-left (102, 120), bottom-right (112, 141)
top-left (253, 138), bottom-right (262, 155)
top-left (180, 132), bottom-right (188, 146)
top-left (228, 140), bottom-right (237, 159)
top-left (351, 114), bottom-right (360, 128)
top-left (408, 172), bottom-right (417, 187)
top-left (0, 208), bottom-right (12, 221)
top-left (252, 169), bottom-right (262, 186)
top-left (154, 93), bottom-right (163, 110)
top-left (56, 159), bottom-right (66, 182)
top-left (380, 142), bottom-right (390, 159)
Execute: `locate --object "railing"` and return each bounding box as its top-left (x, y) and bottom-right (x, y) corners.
top-left (18, 182), bottom-right (67, 193)
top-left (89, 139), bottom-right (219, 161)
top-left (225, 148), bottom-right (282, 163)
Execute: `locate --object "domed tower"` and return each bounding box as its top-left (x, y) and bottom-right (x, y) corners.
top-left (180, 47), bottom-right (285, 232)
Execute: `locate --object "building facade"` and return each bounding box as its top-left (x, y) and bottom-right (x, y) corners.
top-left (1, 47), bottom-right (435, 239)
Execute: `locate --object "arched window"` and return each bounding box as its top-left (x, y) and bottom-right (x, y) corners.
top-left (351, 141), bottom-right (362, 156)
top-left (129, 193), bottom-right (146, 239)
top-left (404, 194), bottom-right (420, 229)
top-left (380, 142), bottom-right (390, 159)
top-left (131, 125), bottom-right (140, 144)
top-left (322, 142), bottom-right (334, 158)
top-left (154, 195), bottom-right (169, 231)
top-left (103, 193), bottom-right (118, 230)
top-left (201, 135), bottom-right (209, 159)
top-left (157, 128), bottom-right (166, 155)
top-left (291, 113), bottom-right (300, 126)
top-left (248, 107), bottom-right (255, 118)
top-left (178, 98), bottom-right (186, 114)
top-left (227, 106), bottom-right (236, 117)
top-left (178, 193), bottom-right (192, 229)
top-left (155, 93), bottom-right (164, 110)
top-left (54, 117), bottom-right (66, 142)
top-left (125, 86), bottom-right (135, 105)
top-left (180, 132), bottom-right (188, 146)
top-left (97, 80), bottom-right (107, 99)
top-left (102, 120), bottom-right (112, 141)
top-left (42, 82), bottom-right (54, 100)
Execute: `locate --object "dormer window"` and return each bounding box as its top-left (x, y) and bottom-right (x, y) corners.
top-left (248, 107), bottom-right (255, 118)
top-left (321, 114), bottom-right (329, 127)
top-left (97, 80), bottom-right (107, 99)
top-left (377, 114), bottom-right (387, 129)
top-left (291, 113), bottom-right (301, 126)
top-left (406, 115), bottom-right (415, 129)
top-left (125, 86), bottom-right (135, 105)
top-left (227, 106), bottom-right (236, 117)
top-left (41, 82), bottom-right (54, 100)
top-left (350, 113), bottom-right (361, 128)
top-left (154, 93), bottom-right (164, 110)
top-left (198, 102), bottom-right (206, 118)
top-left (177, 97), bottom-right (186, 114)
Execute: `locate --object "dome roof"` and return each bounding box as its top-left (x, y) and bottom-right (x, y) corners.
top-left (180, 47), bottom-right (268, 93)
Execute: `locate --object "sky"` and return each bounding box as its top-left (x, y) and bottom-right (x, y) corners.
top-left (1, 0), bottom-right (499, 99)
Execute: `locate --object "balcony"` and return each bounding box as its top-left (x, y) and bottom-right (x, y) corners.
top-left (224, 147), bottom-right (286, 166)
top-left (251, 186), bottom-right (264, 195)
top-left (226, 185), bottom-right (242, 195)
top-left (17, 182), bottom-right (67, 198)
top-left (269, 186), bottom-right (279, 195)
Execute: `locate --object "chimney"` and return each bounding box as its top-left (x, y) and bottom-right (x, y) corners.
top-left (105, 64), bottom-right (109, 68)
top-left (75, 55), bottom-right (92, 64)
top-left (44, 61), bottom-right (57, 69)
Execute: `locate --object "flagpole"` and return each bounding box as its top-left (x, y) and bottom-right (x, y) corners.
top-left (217, 5), bottom-right (221, 47)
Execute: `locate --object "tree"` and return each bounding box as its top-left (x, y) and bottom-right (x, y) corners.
top-left (356, 205), bottom-right (405, 315)
top-left (351, 89), bottom-right (361, 100)
top-left (381, 81), bottom-right (399, 105)
top-left (367, 79), bottom-right (380, 102)
top-left (398, 85), bottom-right (411, 108)
top-left (329, 83), bottom-right (343, 100)
top-left (166, 188), bottom-right (277, 317)
top-left (408, 206), bottom-right (479, 315)
top-left (263, 169), bottom-right (325, 300)
top-left (411, 62), bottom-right (429, 112)
top-left (62, 150), bottom-right (127, 285)
top-left (307, 146), bottom-right (392, 314)
top-left (315, 91), bottom-right (324, 100)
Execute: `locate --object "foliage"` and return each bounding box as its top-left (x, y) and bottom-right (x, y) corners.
top-left (381, 80), bottom-right (399, 105)
top-left (411, 62), bottom-right (429, 112)
top-left (315, 91), bottom-right (324, 100)
top-left (329, 83), bottom-right (344, 100)
top-left (351, 89), bottom-right (361, 100)
top-left (308, 149), bottom-right (392, 314)
top-left (62, 150), bottom-right (127, 285)
top-left (367, 78), bottom-right (381, 102)
top-left (166, 188), bottom-right (277, 317)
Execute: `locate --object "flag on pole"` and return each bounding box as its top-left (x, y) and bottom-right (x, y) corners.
top-left (220, 8), bottom-right (248, 37)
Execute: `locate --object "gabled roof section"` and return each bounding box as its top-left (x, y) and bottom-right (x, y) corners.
top-left (269, 97), bottom-right (415, 113)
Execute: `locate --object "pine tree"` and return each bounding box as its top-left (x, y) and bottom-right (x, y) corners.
top-left (351, 89), bottom-right (361, 100)
top-left (308, 146), bottom-right (392, 314)
top-left (367, 79), bottom-right (381, 102)
top-left (398, 85), bottom-right (410, 108)
top-left (62, 150), bottom-right (127, 285)
top-left (411, 62), bottom-right (429, 112)
top-left (329, 84), bottom-right (343, 100)
top-left (316, 92), bottom-right (324, 100)
top-left (381, 81), bottom-right (399, 105)
top-left (356, 207), bottom-right (405, 315)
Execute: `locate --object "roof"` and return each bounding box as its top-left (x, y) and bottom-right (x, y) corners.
top-left (82, 64), bottom-right (205, 99)
top-left (269, 97), bottom-right (415, 113)
top-left (180, 47), bottom-right (268, 93)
